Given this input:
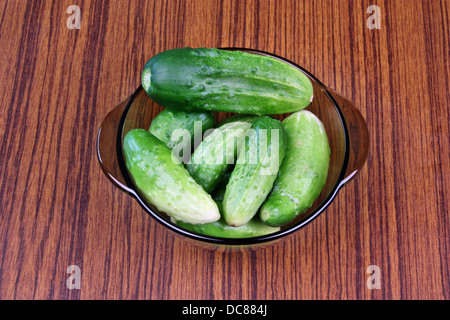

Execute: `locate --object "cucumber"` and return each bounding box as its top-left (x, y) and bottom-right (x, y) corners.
top-left (222, 116), bottom-right (287, 227)
top-left (123, 129), bottom-right (220, 224)
top-left (171, 202), bottom-right (280, 239)
top-left (260, 110), bottom-right (330, 226)
top-left (149, 109), bottom-right (214, 160)
top-left (142, 47), bottom-right (313, 115)
top-left (186, 115), bottom-right (258, 193)
top-left (173, 215), bottom-right (280, 239)
top-left (211, 171), bottom-right (231, 202)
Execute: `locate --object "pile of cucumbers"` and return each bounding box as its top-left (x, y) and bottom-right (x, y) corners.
top-left (123, 47), bottom-right (330, 239)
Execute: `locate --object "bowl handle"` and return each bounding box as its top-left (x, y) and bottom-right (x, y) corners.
top-left (96, 97), bottom-right (135, 194)
top-left (327, 89), bottom-right (369, 184)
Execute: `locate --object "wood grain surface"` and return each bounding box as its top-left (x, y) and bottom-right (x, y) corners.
top-left (0, 0), bottom-right (448, 300)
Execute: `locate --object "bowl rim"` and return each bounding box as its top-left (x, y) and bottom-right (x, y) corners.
top-left (117, 48), bottom-right (350, 246)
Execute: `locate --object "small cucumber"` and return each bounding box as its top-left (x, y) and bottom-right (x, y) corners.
top-left (222, 116), bottom-right (287, 227)
top-left (142, 47), bottom-right (313, 115)
top-left (123, 129), bottom-right (220, 224)
top-left (149, 109), bottom-right (215, 163)
top-left (186, 115), bottom-right (258, 193)
top-left (172, 202), bottom-right (280, 239)
top-left (260, 110), bottom-right (330, 226)
top-left (149, 108), bottom-right (214, 149)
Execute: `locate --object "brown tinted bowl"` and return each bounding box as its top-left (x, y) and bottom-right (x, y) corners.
top-left (97, 48), bottom-right (369, 248)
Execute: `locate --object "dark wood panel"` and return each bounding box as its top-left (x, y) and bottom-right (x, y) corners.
top-left (0, 0), bottom-right (448, 299)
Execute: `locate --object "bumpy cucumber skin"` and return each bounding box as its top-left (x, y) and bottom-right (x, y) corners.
top-left (149, 108), bottom-right (214, 149)
top-left (142, 47), bottom-right (314, 115)
top-left (260, 110), bottom-right (331, 227)
top-left (123, 129), bottom-right (220, 224)
top-left (186, 115), bottom-right (258, 193)
top-left (222, 116), bottom-right (287, 227)
top-left (172, 202), bottom-right (280, 239)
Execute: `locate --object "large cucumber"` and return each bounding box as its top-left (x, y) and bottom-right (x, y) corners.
top-left (149, 109), bottom-right (214, 156)
top-left (260, 110), bottom-right (330, 226)
top-left (123, 129), bottom-right (220, 224)
top-left (142, 47), bottom-right (313, 115)
top-left (222, 116), bottom-right (287, 227)
top-left (186, 115), bottom-right (258, 193)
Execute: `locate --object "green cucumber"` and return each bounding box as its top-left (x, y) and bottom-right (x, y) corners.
top-left (186, 115), bottom-right (258, 193)
top-left (142, 47), bottom-right (313, 115)
top-left (222, 116), bottom-right (287, 227)
top-left (123, 129), bottom-right (220, 224)
top-left (173, 215), bottom-right (280, 239)
top-left (211, 171), bottom-right (231, 202)
top-left (149, 109), bottom-right (214, 156)
top-left (171, 202), bottom-right (280, 238)
top-left (260, 110), bottom-right (330, 226)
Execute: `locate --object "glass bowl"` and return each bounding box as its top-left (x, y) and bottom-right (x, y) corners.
top-left (97, 48), bottom-right (369, 248)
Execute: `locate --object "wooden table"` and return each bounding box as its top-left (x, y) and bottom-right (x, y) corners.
top-left (0, 0), bottom-right (448, 300)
